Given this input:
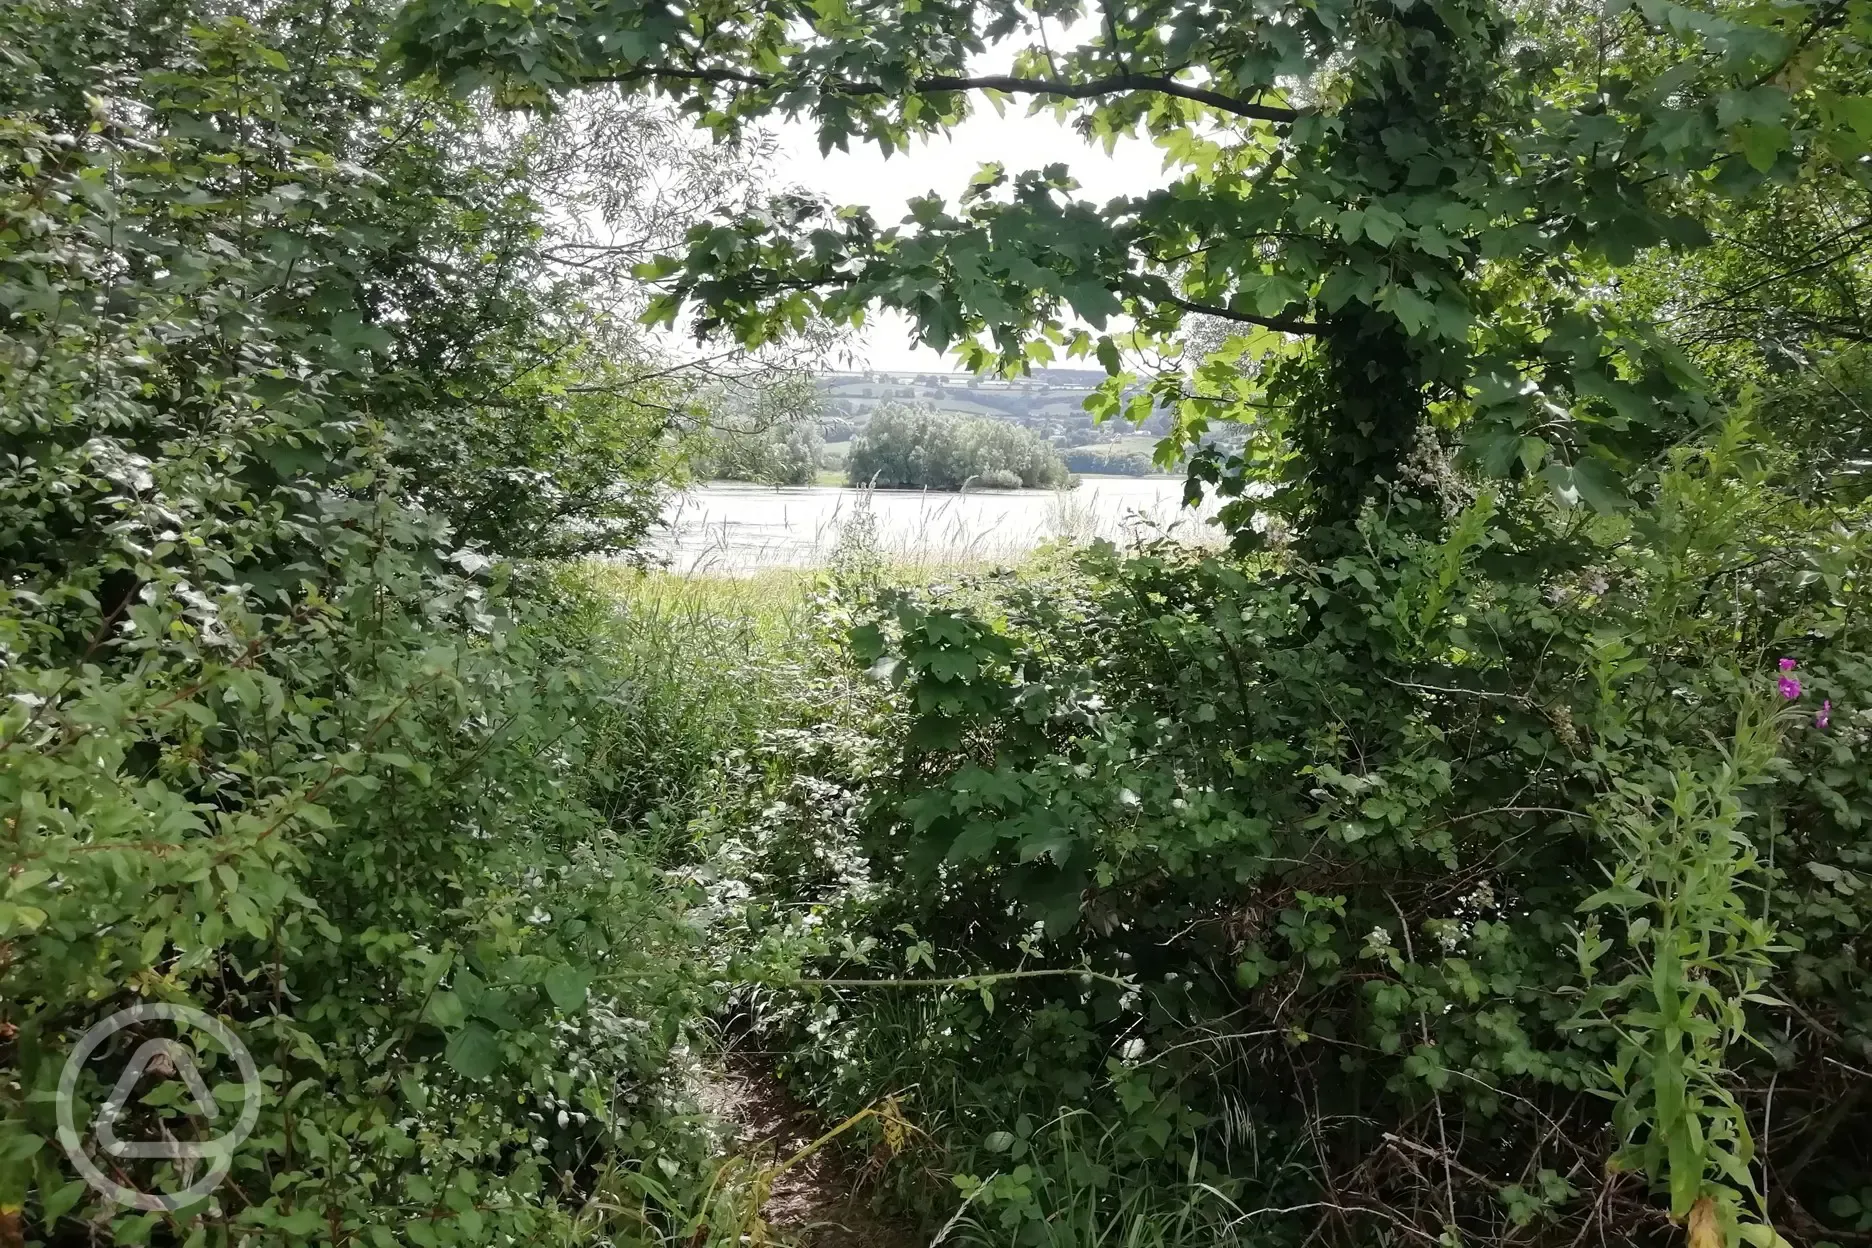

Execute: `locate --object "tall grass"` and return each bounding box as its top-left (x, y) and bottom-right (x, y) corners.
top-left (568, 563), bottom-right (821, 829)
top-left (562, 532), bottom-right (1063, 835)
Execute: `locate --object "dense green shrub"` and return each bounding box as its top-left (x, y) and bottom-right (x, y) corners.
top-left (692, 420), bottom-right (824, 486)
top-left (721, 426), bottom-right (1872, 1246)
top-left (690, 378), bottom-right (826, 487)
top-left (7, 0), bottom-right (1870, 1245)
top-left (847, 404), bottom-right (1073, 491)
top-left (0, 5), bottom-right (723, 1241)
top-left (1059, 446), bottom-right (1161, 478)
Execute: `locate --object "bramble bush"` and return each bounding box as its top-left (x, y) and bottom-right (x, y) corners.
top-left (720, 422), bottom-right (1872, 1246)
top-left (0, 4), bottom-right (732, 1243)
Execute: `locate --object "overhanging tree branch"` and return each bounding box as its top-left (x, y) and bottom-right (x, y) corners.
top-left (1162, 292), bottom-right (1320, 335)
top-left (593, 65), bottom-right (1300, 124)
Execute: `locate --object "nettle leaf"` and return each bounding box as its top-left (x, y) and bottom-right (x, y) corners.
top-left (544, 965), bottom-right (592, 1014)
top-left (444, 1023), bottom-right (502, 1080)
top-left (425, 989), bottom-right (466, 1032)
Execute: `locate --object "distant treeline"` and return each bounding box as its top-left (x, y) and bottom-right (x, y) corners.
top-left (848, 404), bottom-right (1073, 490)
top-left (1060, 445), bottom-right (1163, 477)
top-left (689, 376), bottom-right (826, 485)
top-left (692, 421), bottom-right (822, 485)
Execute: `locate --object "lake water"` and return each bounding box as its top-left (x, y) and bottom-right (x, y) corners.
top-left (649, 476), bottom-right (1216, 573)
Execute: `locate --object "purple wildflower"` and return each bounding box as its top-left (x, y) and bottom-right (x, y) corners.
top-left (1779, 658), bottom-right (1798, 671)
top-left (1779, 675), bottom-right (1802, 700)
top-left (1817, 700), bottom-right (1832, 730)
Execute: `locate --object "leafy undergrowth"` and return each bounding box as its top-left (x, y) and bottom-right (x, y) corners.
top-left (0, 5), bottom-right (722, 1237)
top-left (691, 427), bottom-right (1872, 1248)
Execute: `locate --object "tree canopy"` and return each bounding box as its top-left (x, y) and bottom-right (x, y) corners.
top-left (394, 0), bottom-right (1872, 528)
top-left (847, 402), bottom-right (1074, 489)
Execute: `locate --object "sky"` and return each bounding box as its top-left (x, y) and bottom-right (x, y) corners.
top-left (766, 107), bottom-right (1169, 372)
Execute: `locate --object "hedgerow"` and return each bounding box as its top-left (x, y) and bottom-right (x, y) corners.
top-left (723, 424), bottom-right (1872, 1245)
top-left (0, 4), bottom-right (727, 1241)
